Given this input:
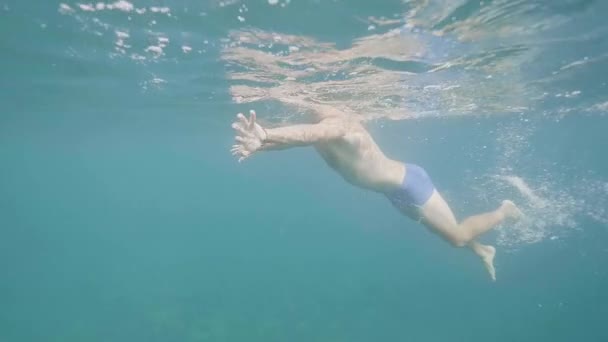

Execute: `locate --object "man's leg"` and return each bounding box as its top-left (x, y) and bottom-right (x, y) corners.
top-left (420, 191), bottom-right (521, 247)
top-left (419, 190), bottom-right (522, 280)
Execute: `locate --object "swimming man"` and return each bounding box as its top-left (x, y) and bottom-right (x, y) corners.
top-left (231, 108), bottom-right (522, 281)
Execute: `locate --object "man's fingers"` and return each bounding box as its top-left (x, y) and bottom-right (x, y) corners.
top-left (230, 114), bottom-right (257, 163)
top-left (248, 110), bottom-right (256, 129)
top-left (231, 144), bottom-right (243, 155)
top-left (231, 145), bottom-right (242, 155)
top-left (231, 122), bottom-right (248, 136)
top-left (231, 144), bottom-right (254, 161)
top-left (234, 110), bottom-right (259, 133)
top-left (237, 113), bottom-right (249, 127)
top-left (238, 151), bottom-right (251, 163)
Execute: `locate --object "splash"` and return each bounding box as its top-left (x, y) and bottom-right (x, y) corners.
top-left (493, 174), bottom-right (580, 247)
top-left (59, 2), bottom-right (170, 15)
top-left (479, 172), bottom-right (608, 249)
top-left (501, 175), bottom-right (549, 208)
top-left (467, 117), bottom-right (608, 248)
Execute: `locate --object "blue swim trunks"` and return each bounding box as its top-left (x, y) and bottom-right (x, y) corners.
top-left (385, 163), bottom-right (435, 217)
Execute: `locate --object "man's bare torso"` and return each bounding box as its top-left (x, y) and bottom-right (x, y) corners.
top-left (313, 119), bottom-right (405, 193)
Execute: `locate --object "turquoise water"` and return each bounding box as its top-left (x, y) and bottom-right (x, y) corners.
top-left (1, 0), bottom-right (608, 341)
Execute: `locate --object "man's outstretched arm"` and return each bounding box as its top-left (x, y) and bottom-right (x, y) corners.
top-left (231, 110), bottom-right (345, 162)
top-left (262, 121), bottom-right (346, 149)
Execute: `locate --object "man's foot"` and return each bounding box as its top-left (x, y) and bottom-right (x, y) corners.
top-left (501, 200), bottom-right (523, 220)
top-left (480, 245), bottom-right (496, 281)
top-left (470, 242), bottom-right (497, 281)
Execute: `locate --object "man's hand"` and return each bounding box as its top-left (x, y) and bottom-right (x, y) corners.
top-left (231, 110), bottom-right (267, 162)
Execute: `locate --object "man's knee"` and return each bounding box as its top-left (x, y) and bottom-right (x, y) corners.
top-left (447, 229), bottom-right (473, 247)
top-left (449, 239), bottom-right (468, 248)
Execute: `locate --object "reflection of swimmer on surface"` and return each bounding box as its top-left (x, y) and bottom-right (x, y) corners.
top-left (231, 107), bottom-right (522, 281)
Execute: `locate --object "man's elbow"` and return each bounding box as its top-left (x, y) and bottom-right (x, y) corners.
top-left (319, 122), bottom-right (349, 141)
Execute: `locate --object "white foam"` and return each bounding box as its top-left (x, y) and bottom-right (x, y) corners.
top-left (78, 3), bottom-right (96, 12)
top-left (115, 30), bottom-right (129, 39)
top-left (564, 90), bottom-right (581, 98)
top-left (483, 173), bottom-right (584, 248)
top-left (130, 53), bottom-right (146, 61)
top-left (560, 57), bottom-right (589, 71)
top-left (182, 45), bottom-right (192, 53)
top-left (145, 45), bottom-right (163, 56)
top-left (150, 6), bottom-right (170, 14)
top-left (423, 85), bottom-right (441, 90)
top-left (156, 37), bottom-right (169, 49)
top-left (499, 175), bottom-right (548, 209)
top-left (113, 30), bottom-right (130, 53)
top-left (65, 2), bottom-right (170, 15)
top-left (268, 0), bottom-right (279, 5)
top-left (91, 17), bottom-right (110, 30)
top-left (588, 101), bottom-right (608, 113)
top-left (237, 16), bottom-right (245, 22)
top-left (58, 3), bottom-right (74, 14)
top-left (115, 1), bottom-right (133, 11)
top-left (140, 76), bottom-right (167, 92)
